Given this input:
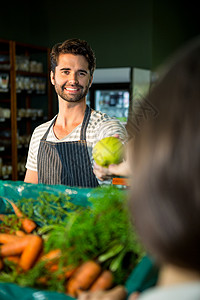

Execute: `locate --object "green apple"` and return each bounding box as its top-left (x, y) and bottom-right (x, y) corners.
top-left (93, 137), bottom-right (124, 167)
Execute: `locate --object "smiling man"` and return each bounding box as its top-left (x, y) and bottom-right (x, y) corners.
top-left (24, 39), bottom-right (127, 187)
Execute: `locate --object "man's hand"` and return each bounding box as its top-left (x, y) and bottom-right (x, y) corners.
top-left (93, 162), bottom-right (113, 181)
top-left (108, 161), bottom-right (131, 177)
top-left (93, 160), bottom-right (131, 181)
top-left (78, 286), bottom-right (140, 300)
top-left (107, 137), bottom-right (133, 177)
top-left (93, 136), bottom-right (133, 181)
top-left (78, 285), bottom-right (127, 300)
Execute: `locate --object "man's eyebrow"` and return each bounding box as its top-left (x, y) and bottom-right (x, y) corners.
top-left (79, 69), bottom-right (88, 74)
top-left (60, 67), bottom-right (71, 71)
top-left (59, 67), bottom-right (88, 74)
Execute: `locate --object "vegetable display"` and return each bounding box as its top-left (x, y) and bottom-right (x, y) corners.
top-left (0, 186), bottom-right (144, 297)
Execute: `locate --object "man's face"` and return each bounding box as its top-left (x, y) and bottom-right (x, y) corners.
top-left (50, 53), bottom-right (92, 103)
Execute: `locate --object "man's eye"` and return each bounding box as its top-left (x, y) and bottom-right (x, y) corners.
top-left (79, 72), bottom-right (86, 76)
top-left (62, 71), bottom-right (69, 75)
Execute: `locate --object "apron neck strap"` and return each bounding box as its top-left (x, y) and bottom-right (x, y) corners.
top-left (41, 115), bottom-right (57, 141)
top-left (41, 105), bottom-right (91, 141)
top-left (80, 105), bottom-right (91, 141)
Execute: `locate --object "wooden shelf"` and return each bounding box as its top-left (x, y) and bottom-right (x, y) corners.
top-left (0, 38), bottom-right (53, 181)
top-left (0, 68), bottom-right (10, 72)
top-left (16, 70), bottom-right (47, 77)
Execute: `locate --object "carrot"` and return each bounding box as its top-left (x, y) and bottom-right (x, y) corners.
top-left (0, 235), bottom-right (32, 257)
top-left (4, 255), bottom-right (20, 264)
top-left (48, 263), bottom-right (77, 279)
top-left (40, 248), bottom-right (61, 262)
top-left (0, 233), bottom-right (22, 244)
top-left (3, 198), bottom-right (37, 233)
top-left (64, 265), bottom-right (78, 279)
top-left (66, 260), bottom-right (102, 297)
top-left (48, 263), bottom-right (59, 272)
top-left (0, 258), bottom-right (3, 270)
top-left (89, 270), bottom-right (114, 292)
top-left (37, 276), bottom-right (48, 285)
top-left (4, 199), bottom-right (23, 218)
top-left (21, 218), bottom-right (37, 234)
top-left (15, 230), bottom-right (26, 237)
top-left (38, 248), bottom-right (62, 270)
top-left (0, 214), bottom-right (6, 221)
top-left (19, 235), bottom-right (43, 271)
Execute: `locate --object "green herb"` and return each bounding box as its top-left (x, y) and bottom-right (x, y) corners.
top-left (43, 186), bottom-right (144, 284)
top-left (0, 215), bottom-right (22, 233)
top-left (0, 186), bottom-right (144, 291)
top-left (17, 192), bottom-right (79, 227)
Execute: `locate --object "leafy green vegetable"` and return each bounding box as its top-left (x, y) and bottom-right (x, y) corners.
top-left (17, 192), bottom-right (80, 227)
top-left (0, 186), bottom-right (144, 291)
top-left (42, 186), bottom-right (144, 284)
top-left (0, 259), bottom-right (66, 292)
top-left (0, 215), bottom-right (22, 233)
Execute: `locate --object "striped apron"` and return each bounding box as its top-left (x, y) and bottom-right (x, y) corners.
top-left (37, 105), bottom-right (99, 188)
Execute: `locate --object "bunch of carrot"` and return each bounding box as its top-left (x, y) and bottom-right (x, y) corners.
top-left (36, 249), bottom-right (114, 297)
top-left (1, 198), bottom-right (37, 234)
top-left (0, 200), bottom-right (114, 297)
top-left (66, 260), bottom-right (114, 297)
top-left (0, 236), bottom-right (114, 296)
top-left (0, 232), bottom-right (43, 271)
top-left (0, 200), bottom-right (42, 272)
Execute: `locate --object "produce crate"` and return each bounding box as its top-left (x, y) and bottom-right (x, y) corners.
top-left (0, 180), bottom-right (158, 299)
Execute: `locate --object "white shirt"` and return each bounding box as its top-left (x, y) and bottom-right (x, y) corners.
top-left (25, 109), bottom-right (128, 184)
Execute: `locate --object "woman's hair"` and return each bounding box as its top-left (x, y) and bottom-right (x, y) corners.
top-left (129, 36), bottom-right (200, 272)
top-left (50, 38), bottom-right (96, 76)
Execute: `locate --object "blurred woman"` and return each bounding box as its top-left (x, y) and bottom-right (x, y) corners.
top-left (81, 36), bottom-right (200, 300)
top-left (129, 35), bottom-right (200, 299)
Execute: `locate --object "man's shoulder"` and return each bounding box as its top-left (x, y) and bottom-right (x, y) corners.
top-left (91, 109), bottom-right (117, 123)
top-left (89, 109), bottom-right (127, 140)
top-left (91, 110), bottom-right (126, 129)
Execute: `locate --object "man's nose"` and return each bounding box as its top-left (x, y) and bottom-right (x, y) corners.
top-left (68, 73), bottom-right (78, 84)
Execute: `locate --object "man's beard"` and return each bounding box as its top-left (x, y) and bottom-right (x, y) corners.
top-left (54, 82), bottom-right (90, 103)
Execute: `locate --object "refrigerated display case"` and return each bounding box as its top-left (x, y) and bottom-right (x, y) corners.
top-left (87, 68), bottom-right (132, 124)
top-left (89, 88), bottom-right (130, 123)
top-left (87, 67), bottom-right (152, 126)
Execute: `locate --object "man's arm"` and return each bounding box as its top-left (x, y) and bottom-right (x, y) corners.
top-left (93, 127), bottom-right (129, 181)
top-left (24, 169), bottom-right (38, 184)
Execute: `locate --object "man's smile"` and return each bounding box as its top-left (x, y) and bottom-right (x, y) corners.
top-left (63, 85), bottom-right (82, 93)
top-left (65, 87), bottom-right (79, 90)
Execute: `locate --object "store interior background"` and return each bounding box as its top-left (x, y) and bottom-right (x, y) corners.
top-left (2, 0), bottom-right (199, 115)
top-left (1, 0), bottom-right (199, 69)
top-left (0, 0), bottom-right (199, 181)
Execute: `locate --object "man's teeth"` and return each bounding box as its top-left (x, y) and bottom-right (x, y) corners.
top-left (65, 87), bottom-right (78, 91)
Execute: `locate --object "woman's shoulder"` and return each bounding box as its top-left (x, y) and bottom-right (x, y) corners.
top-left (138, 282), bottom-right (200, 300)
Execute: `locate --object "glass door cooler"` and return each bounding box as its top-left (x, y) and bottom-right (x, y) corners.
top-left (87, 68), bottom-right (132, 125)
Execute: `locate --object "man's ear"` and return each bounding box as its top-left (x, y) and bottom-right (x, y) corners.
top-left (89, 75), bottom-right (93, 88)
top-left (50, 71), bottom-right (55, 85)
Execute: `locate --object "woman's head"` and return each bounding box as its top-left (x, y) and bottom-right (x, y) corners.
top-left (129, 36), bottom-right (200, 272)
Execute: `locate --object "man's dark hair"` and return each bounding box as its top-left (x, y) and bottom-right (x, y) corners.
top-left (50, 38), bottom-right (96, 76)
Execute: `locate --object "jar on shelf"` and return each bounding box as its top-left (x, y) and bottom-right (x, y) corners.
top-left (0, 73), bottom-right (9, 91)
top-left (16, 55), bottom-right (30, 72)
